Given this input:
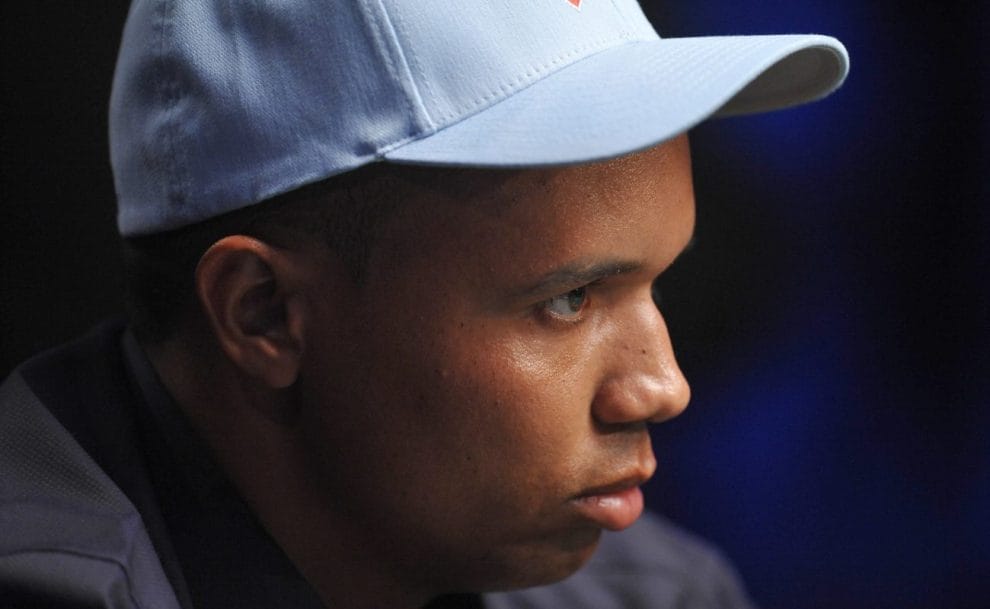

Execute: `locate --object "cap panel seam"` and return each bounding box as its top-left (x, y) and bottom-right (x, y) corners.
top-left (154, 0), bottom-right (188, 210)
top-left (358, 0), bottom-right (434, 143)
top-left (384, 1), bottom-right (439, 129)
top-left (432, 32), bottom-right (633, 126)
top-left (377, 34), bottom-right (641, 158)
top-left (608, 0), bottom-right (638, 34)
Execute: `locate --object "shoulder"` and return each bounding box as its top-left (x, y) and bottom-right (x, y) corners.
top-left (483, 511), bottom-right (756, 609)
top-left (0, 325), bottom-right (181, 609)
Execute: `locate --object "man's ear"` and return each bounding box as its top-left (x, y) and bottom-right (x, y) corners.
top-left (195, 235), bottom-right (307, 389)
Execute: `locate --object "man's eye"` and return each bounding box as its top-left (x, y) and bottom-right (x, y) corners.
top-left (543, 287), bottom-right (588, 319)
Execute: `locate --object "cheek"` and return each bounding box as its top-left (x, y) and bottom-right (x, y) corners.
top-left (429, 327), bottom-right (603, 484)
top-left (301, 268), bottom-right (607, 509)
top-left (392, 322), bottom-right (594, 476)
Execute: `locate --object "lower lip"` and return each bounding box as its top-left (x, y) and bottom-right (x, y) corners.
top-left (571, 486), bottom-right (644, 531)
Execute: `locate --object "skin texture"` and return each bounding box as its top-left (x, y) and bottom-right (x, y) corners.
top-left (152, 134), bottom-right (695, 609)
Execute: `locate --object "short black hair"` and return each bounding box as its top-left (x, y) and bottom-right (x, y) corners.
top-left (121, 162), bottom-right (435, 345)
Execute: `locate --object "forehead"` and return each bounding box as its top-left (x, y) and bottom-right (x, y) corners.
top-left (368, 136), bottom-right (694, 280)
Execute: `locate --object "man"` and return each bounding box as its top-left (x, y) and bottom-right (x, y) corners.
top-left (0, 1), bottom-right (848, 608)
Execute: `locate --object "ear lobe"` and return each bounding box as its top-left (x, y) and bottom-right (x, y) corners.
top-left (195, 235), bottom-right (305, 389)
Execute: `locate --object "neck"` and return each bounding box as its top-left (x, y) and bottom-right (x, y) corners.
top-left (146, 334), bottom-right (437, 609)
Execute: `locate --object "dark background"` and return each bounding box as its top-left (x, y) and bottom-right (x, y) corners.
top-left (2, 2), bottom-right (987, 608)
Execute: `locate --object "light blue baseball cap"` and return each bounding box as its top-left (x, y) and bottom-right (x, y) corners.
top-left (110, 0), bottom-right (849, 236)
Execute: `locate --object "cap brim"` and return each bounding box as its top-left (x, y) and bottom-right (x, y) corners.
top-left (385, 34), bottom-right (848, 167)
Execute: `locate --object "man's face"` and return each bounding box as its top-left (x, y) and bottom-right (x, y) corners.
top-left (296, 135), bottom-right (695, 594)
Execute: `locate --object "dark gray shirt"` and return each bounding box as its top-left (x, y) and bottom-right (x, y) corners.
top-left (1, 322), bottom-right (756, 608)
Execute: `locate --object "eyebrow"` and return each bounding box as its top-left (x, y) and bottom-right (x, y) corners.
top-left (514, 259), bottom-right (643, 300)
top-left (511, 232), bottom-right (698, 301)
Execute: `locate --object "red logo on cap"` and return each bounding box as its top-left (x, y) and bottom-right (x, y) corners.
top-left (567, 0), bottom-right (582, 8)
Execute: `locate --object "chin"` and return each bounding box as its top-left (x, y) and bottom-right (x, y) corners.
top-left (457, 526), bottom-right (603, 594)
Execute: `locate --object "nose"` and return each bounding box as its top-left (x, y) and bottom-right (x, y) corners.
top-left (591, 298), bottom-right (690, 427)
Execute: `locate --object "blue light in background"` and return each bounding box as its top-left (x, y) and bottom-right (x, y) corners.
top-left (643, 2), bottom-right (988, 608)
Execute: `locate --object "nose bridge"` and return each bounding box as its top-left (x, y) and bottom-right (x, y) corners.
top-left (592, 296), bottom-right (691, 426)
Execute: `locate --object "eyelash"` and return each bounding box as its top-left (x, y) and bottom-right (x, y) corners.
top-left (537, 279), bottom-right (604, 325)
top-left (542, 286), bottom-right (588, 321)
top-left (536, 276), bottom-right (665, 325)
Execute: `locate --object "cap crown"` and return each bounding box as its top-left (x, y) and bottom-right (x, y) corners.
top-left (111, 0), bottom-right (657, 235)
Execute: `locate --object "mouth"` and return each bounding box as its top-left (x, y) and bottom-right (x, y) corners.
top-left (570, 472), bottom-right (652, 532)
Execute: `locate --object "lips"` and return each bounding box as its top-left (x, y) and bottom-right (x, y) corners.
top-left (570, 470), bottom-right (652, 531)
